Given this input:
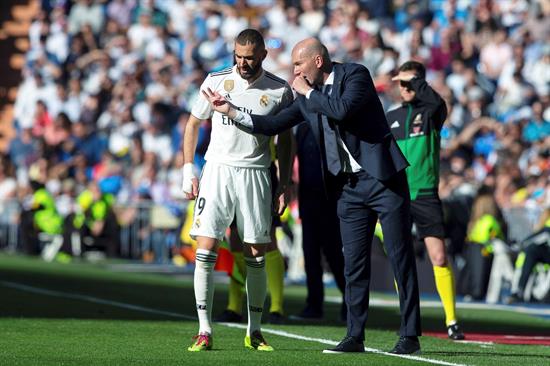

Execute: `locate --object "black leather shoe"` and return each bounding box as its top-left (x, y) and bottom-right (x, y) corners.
top-left (323, 336), bottom-right (365, 353)
top-left (389, 336), bottom-right (421, 354)
top-left (447, 323), bottom-right (465, 340)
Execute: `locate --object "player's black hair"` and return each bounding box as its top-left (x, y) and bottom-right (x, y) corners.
top-left (235, 29), bottom-right (265, 49)
top-left (398, 60), bottom-right (426, 79)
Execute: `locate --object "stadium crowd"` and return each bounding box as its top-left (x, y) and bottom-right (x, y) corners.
top-left (0, 0), bottom-right (549, 302)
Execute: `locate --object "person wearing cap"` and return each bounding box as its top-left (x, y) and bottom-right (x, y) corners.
top-left (386, 60), bottom-right (465, 340)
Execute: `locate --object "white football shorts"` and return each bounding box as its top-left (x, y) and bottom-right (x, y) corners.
top-left (189, 161), bottom-right (272, 244)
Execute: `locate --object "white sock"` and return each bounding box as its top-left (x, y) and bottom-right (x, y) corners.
top-left (194, 248), bottom-right (217, 335)
top-left (245, 256), bottom-right (266, 336)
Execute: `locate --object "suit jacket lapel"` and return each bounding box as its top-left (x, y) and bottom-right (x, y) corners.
top-left (331, 63), bottom-right (345, 140)
top-left (332, 63), bottom-right (343, 98)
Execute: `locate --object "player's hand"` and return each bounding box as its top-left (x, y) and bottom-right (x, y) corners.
top-left (292, 76), bottom-right (313, 96)
top-left (202, 87), bottom-right (231, 115)
top-left (182, 163), bottom-right (198, 200)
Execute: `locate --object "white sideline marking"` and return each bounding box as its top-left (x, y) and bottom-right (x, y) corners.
top-left (326, 296), bottom-right (550, 317)
top-left (2, 281), bottom-right (469, 366)
top-left (222, 322), bottom-right (469, 366)
top-left (1, 281), bottom-right (195, 321)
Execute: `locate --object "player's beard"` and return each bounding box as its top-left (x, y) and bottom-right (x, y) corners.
top-left (238, 61), bottom-right (263, 80)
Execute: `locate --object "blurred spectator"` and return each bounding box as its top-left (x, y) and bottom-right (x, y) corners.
top-left (319, 7), bottom-right (347, 59)
top-left (107, 0), bottom-right (136, 29)
top-left (462, 188), bottom-right (507, 301)
top-left (142, 119), bottom-right (173, 166)
top-left (523, 102), bottom-right (550, 143)
top-left (0, 156), bottom-right (17, 201)
top-left (19, 162), bottom-right (63, 255)
top-left (8, 128), bottom-right (39, 174)
top-left (14, 73), bottom-right (56, 130)
top-left (263, 36), bottom-right (291, 81)
top-left (506, 208), bottom-right (550, 303)
top-left (428, 27), bottom-right (460, 72)
top-left (68, 0), bottom-right (104, 35)
top-left (64, 180), bottom-right (119, 257)
top-left (279, 6), bottom-right (310, 58)
top-left (299, 0), bottom-right (325, 36)
top-left (31, 100), bottom-right (53, 138)
top-left (479, 28), bottom-right (513, 83)
top-left (193, 15), bottom-right (231, 72)
top-left (70, 120), bottom-right (108, 166)
top-left (44, 112), bottom-right (72, 153)
top-left (220, 6), bottom-right (248, 42)
top-left (128, 11), bottom-right (157, 52)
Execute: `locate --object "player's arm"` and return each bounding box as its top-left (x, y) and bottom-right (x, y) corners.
top-left (274, 128), bottom-right (294, 215)
top-left (183, 73), bottom-right (215, 199)
top-left (202, 88), bottom-right (303, 136)
top-left (182, 114), bottom-right (202, 200)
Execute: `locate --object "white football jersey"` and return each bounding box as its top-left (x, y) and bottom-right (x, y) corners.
top-left (191, 65), bottom-right (293, 168)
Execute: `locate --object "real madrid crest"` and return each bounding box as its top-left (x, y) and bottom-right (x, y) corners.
top-left (194, 218), bottom-right (201, 229)
top-left (259, 95), bottom-right (269, 107)
top-left (224, 80), bottom-right (234, 92)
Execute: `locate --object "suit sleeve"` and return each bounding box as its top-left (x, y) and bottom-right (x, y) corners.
top-left (279, 84), bottom-right (295, 110)
top-left (409, 77), bottom-right (447, 130)
top-left (304, 65), bottom-right (374, 123)
top-left (250, 98), bottom-right (304, 136)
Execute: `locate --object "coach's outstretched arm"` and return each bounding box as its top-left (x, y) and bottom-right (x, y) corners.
top-left (202, 88), bottom-right (303, 136)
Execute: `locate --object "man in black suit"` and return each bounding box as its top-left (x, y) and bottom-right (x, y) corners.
top-left (202, 37), bottom-right (421, 354)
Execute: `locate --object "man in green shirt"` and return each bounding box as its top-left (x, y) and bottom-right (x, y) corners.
top-left (387, 61), bottom-right (464, 340)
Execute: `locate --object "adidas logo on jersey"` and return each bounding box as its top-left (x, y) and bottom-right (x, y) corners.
top-left (390, 121), bottom-right (400, 128)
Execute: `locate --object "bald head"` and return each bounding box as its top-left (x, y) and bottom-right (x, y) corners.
top-left (291, 38), bottom-right (332, 86)
top-left (294, 38), bottom-right (331, 64)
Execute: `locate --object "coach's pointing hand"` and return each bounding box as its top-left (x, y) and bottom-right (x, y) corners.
top-left (202, 87), bottom-right (237, 119)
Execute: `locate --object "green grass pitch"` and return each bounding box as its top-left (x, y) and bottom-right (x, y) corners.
top-left (1, 253), bottom-right (549, 366)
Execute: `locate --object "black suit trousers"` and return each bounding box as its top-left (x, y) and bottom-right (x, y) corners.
top-left (299, 187), bottom-right (346, 313)
top-left (336, 170), bottom-right (421, 341)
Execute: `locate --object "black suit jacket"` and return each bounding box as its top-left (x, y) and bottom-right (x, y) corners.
top-left (250, 62), bottom-right (409, 181)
